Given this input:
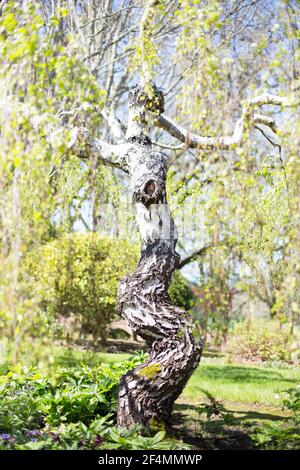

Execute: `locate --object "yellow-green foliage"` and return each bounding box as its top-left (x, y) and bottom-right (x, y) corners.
top-left (23, 234), bottom-right (139, 341)
top-left (0, 1), bottom-right (107, 360)
top-left (226, 319), bottom-right (292, 362)
top-left (129, 0), bottom-right (165, 91)
top-left (177, 328), bottom-right (185, 339)
top-left (22, 236), bottom-right (193, 343)
top-left (138, 363), bottom-right (161, 379)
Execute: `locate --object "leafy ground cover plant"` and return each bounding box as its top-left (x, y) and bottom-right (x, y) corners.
top-left (0, 353), bottom-right (190, 450)
top-left (250, 386), bottom-right (300, 449)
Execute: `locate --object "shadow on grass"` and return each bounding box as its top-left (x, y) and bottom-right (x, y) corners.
top-left (54, 348), bottom-right (103, 367)
top-left (54, 345), bottom-right (145, 368)
top-left (175, 402), bottom-right (286, 423)
top-left (194, 364), bottom-right (298, 385)
top-left (171, 389), bottom-right (290, 450)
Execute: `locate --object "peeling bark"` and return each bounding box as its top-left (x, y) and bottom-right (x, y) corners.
top-left (116, 85), bottom-right (203, 428)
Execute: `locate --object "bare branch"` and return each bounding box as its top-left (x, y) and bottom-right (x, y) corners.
top-left (151, 140), bottom-right (186, 151)
top-left (254, 125), bottom-right (280, 149)
top-left (252, 113), bottom-right (278, 133)
top-left (255, 126), bottom-right (290, 197)
top-left (80, 5), bottom-right (137, 29)
top-left (156, 94), bottom-right (297, 150)
top-left (68, 127), bottom-right (128, 172)
top-left (177, 244), bottom-right (211, 269)
top-left (85, 24), bottom-right (139, 60)
top-left (247, 93), bottom-right (293, 107)
top-left (78, 213), bottom-right (91, 231)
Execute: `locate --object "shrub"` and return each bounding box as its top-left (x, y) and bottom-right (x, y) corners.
top-left (23, 234), bottom-right (139, 343)
top-left (168, 271), bottom-right (195, 311)
top-left (225, 319), bottom-right (292, 362)
top-left (195, 278), bottom-right (233, 347)
top-left (23, 235), bottom-right (195, 343)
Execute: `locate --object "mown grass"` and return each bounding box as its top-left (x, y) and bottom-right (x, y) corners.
top-left (185, 359), bottom-right (299, 406)
top-left (53, 347), bottom-right (130, 368)
top-left (53, 347), bottom-right (300, 407)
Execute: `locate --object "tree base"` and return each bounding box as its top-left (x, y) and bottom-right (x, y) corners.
top-left (117, 330), bottom-right (202, 428)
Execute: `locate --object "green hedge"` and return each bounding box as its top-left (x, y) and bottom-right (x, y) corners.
top-left (23, 234), bottom-right (138, 342)
top-left (23, 233), bottom-right (195, 343)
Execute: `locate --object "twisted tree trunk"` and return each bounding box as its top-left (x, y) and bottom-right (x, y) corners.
top-left (72, 81), bottom-right (289, 428)
top-left (116, 85), bottom-right (203, 429)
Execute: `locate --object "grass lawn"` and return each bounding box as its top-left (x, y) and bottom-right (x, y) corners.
top-left (54, 346), bottom-right (299, 405)
top-left (174, 357), bottom-right (299, 449)
top-left (185, 359), bottom-right (299, 405)
top-left (53, 346), bottom-right (300, 449)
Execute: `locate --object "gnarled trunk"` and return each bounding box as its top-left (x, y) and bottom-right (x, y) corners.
top-left (116, 85), bottom-right (203, 428)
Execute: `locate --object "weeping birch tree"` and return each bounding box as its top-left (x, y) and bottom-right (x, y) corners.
top-left (1, 0), bottom-right (299, 429)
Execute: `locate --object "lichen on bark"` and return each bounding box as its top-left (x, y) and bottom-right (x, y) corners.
top-left (137, 363), bottom-right (162, 379)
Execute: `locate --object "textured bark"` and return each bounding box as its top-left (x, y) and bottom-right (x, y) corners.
top-left (116, 85), bottom-right (203, 428)
top-left (68, 84), bottom-right (292, 429)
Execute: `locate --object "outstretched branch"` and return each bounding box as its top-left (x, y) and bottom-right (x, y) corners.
top-left (156, 94), bottom-right (297, 150)
top-left (101, 106), bottom-right (126, 141)
top-left (177, 244), bottom-right (211, 269)
top-left (68, 126), bottom-right (128, 172)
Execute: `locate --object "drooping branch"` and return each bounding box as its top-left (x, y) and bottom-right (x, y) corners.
top-left (254, 125), bottom-right (281, 150)
top-left (156, 94), bottom-right (297, 150)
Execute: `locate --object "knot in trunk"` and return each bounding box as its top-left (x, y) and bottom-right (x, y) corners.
top-left (133, 179), bottom-right (165, 207)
